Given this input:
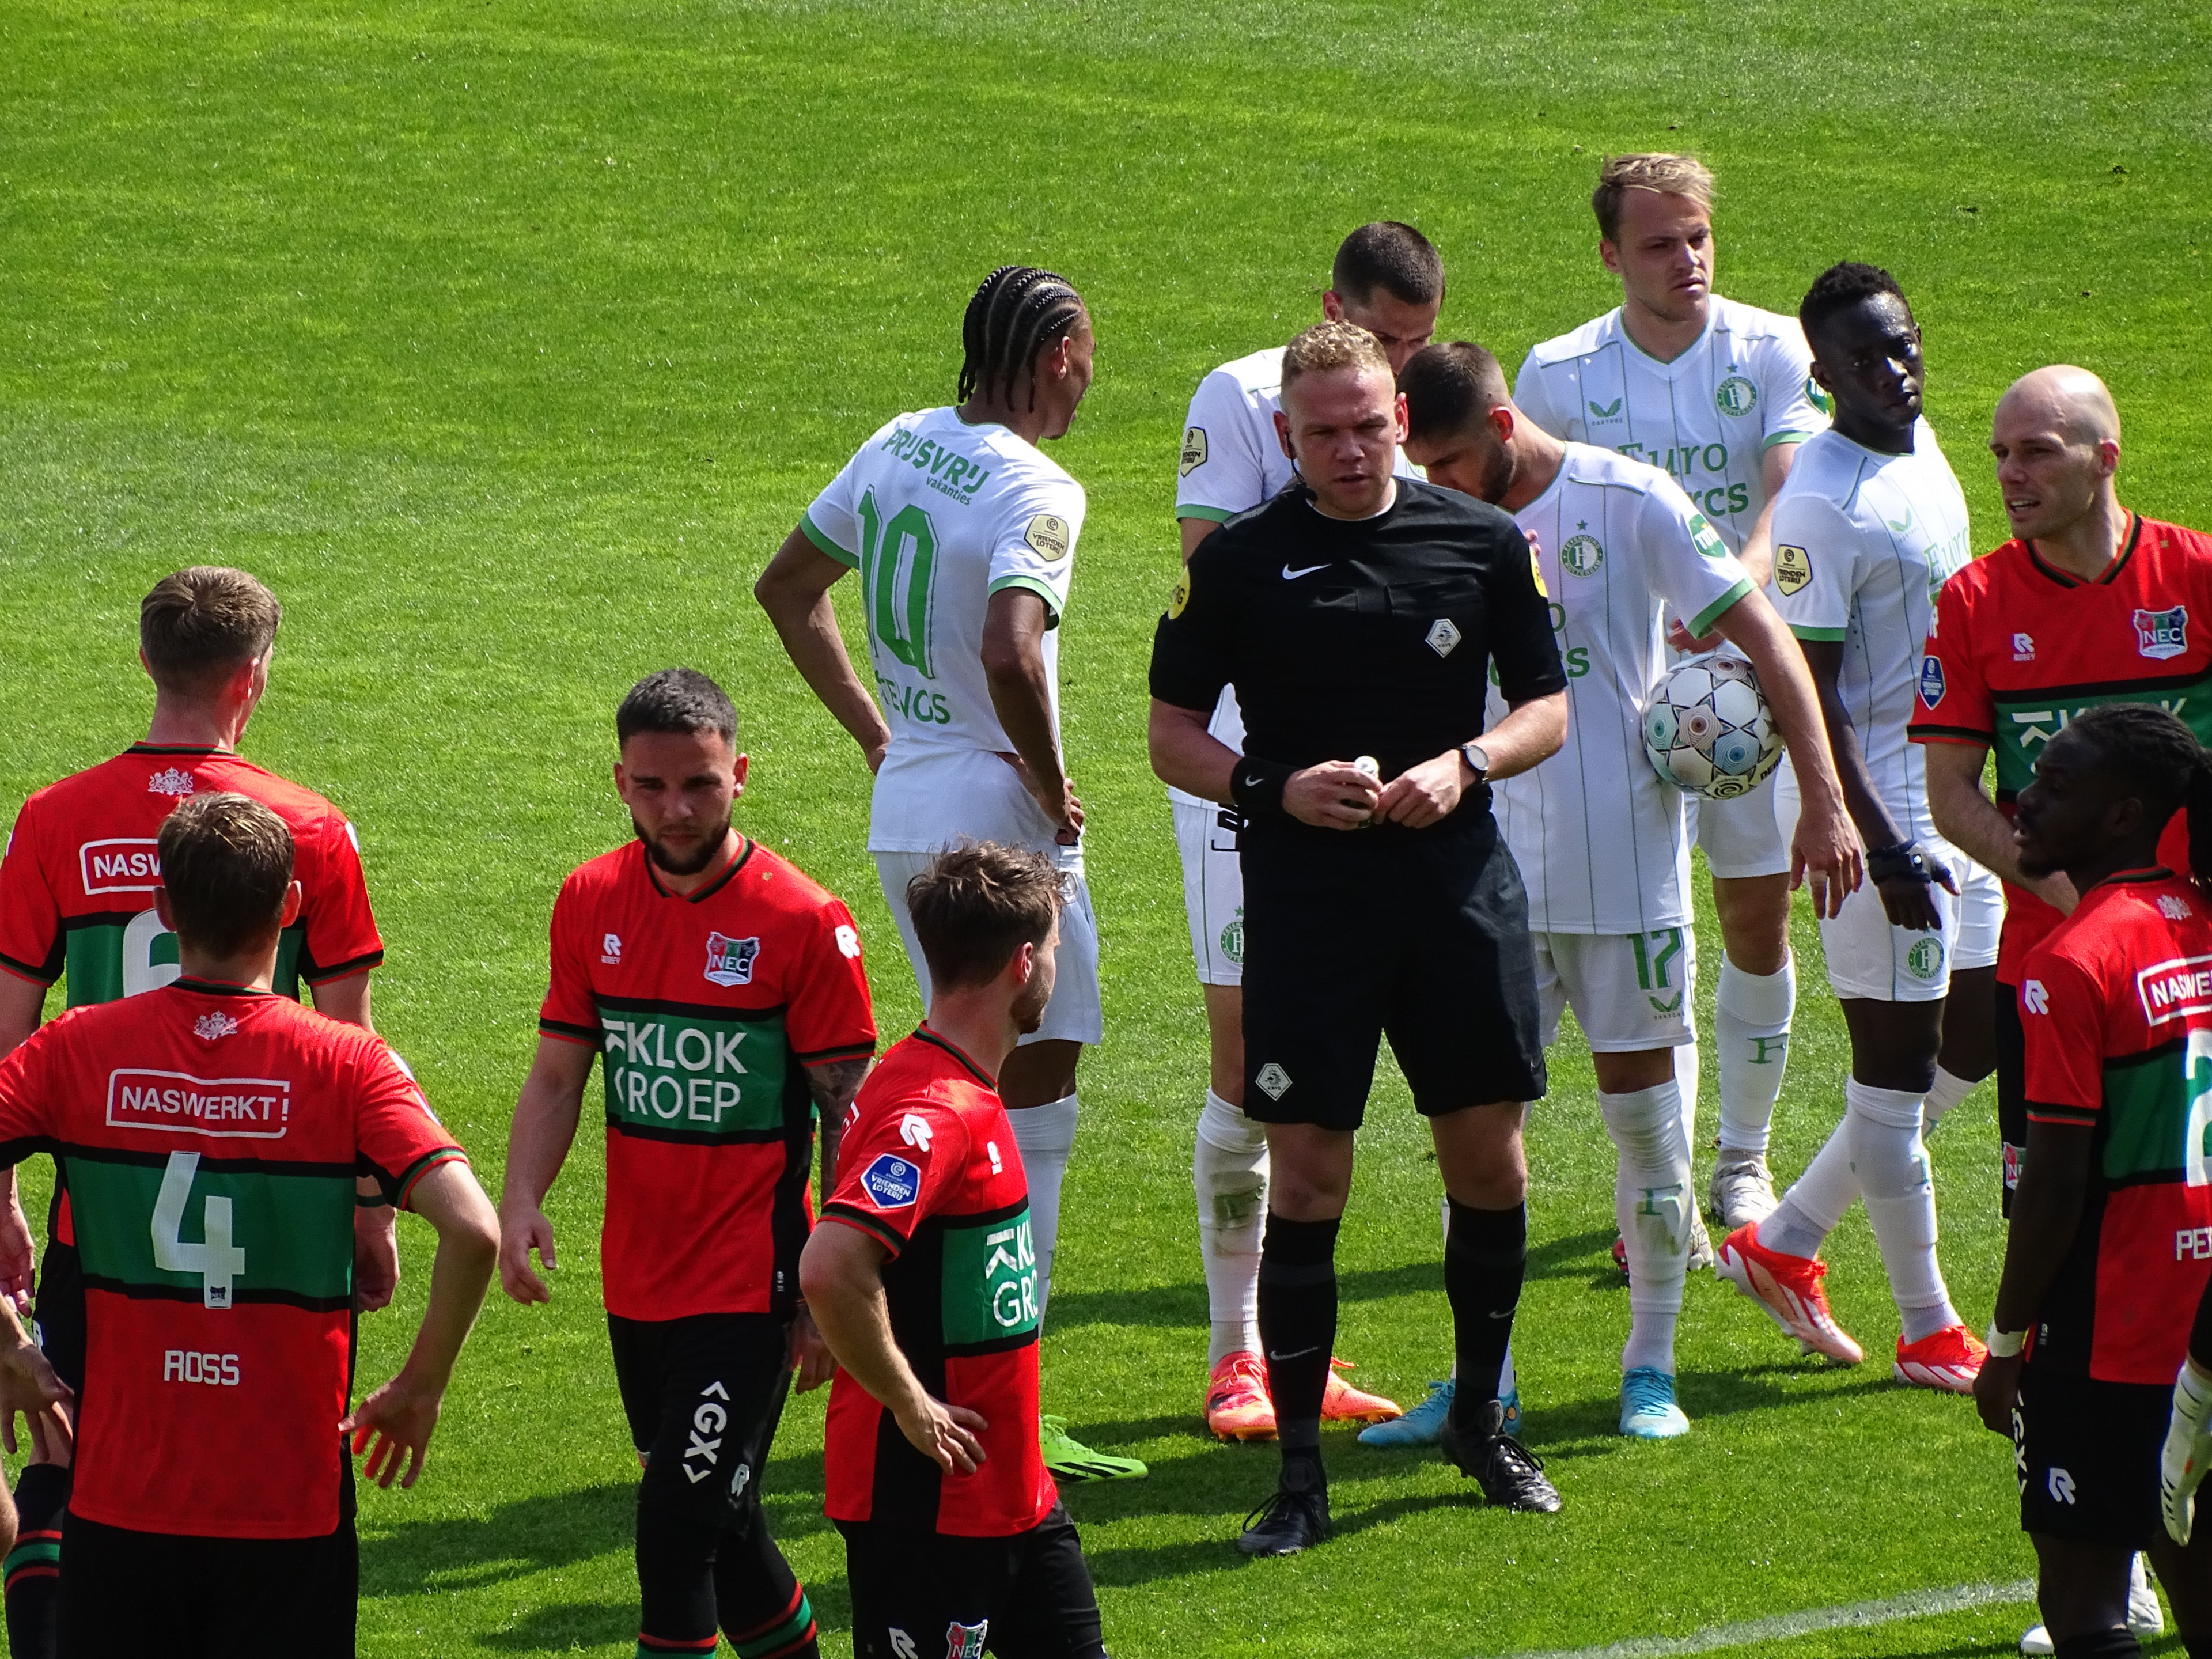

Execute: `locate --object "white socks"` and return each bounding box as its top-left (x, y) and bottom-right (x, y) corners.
top-left (1715, 956), bottom-right (1794, 1156)
top-left (1845, 1080), bottom-right (1959, 1342)
top-left (1194, 1091), bottom-right (1268, 1365)
top-left (1601, 1080), bottom-right (1690, 1376)
top-left (1010, 1092), bottom-right (1079, 1319)
top-left (1921, 1066), bottom-right (1978, 1133)
top-left (1759, 1120), bottom-right (1856, 1260)
top-left (1674, 1041), bottom-right (1700, 1152)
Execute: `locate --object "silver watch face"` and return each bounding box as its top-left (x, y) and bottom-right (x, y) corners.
top-left (1462, 744), bottom-right (1489, 777)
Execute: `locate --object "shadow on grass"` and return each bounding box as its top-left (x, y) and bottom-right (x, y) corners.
top-left (475, 1578), bottom-right (857, 1651)
top-left (1043, 1229), bottom-right (1620, 1334)
top-left (1081, 1489), bottom-right (1473, 1586)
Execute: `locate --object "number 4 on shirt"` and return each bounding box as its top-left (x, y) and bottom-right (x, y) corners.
top-left (151, 1150), bottom-right (248, 1309)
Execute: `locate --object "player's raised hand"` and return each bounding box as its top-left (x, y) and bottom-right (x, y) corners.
top-left (498, 1203), bottom-right (557, 1304)
top-left (1285, 762), bottom-right (1382, 830)
top-left (342, 1370), bottom-right (446, 1490)
top-left (892, 1389), bottom-right (988, 1475)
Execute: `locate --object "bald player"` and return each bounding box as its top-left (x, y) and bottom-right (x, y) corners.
top-left (1911, 368), bottom-right (2212, 1213)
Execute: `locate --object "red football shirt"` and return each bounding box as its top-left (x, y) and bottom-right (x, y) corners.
top-left (2019, 868), bottom-right (2212, 1384)
top-left (821, 1028), bottom-right (1056, 1539)
top-left (0, 744), bottom-right (386, 1247)
top-left (0, 980), bottom-right (464, 1538)
top-left (538, 838), bottom-right (875, 1323)
top-left (1911, 517), bottom-right (2212, 979)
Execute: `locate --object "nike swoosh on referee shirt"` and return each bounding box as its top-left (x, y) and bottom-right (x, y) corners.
top-left (1282, 563), bottom-right (1329, 580)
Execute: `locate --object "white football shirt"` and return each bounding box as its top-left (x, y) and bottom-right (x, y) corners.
top-left (1767, 420), bottom-right (1973, 843)
top-left (1170, 344), bottom-right (1421, 804)
top-left (1514, 294), bottom-right (1827, 556)
top-left (1488, 444), bottom-right (1758, 933)
top-left (803, 406), bottom-right (1084, 851)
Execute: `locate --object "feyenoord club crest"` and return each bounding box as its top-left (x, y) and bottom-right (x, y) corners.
top-left (2134, 605), bottom-right (2188, 661)
top-left (192, 1012), bottom-right (240, 1041)
top-left (147, 767), bottom-right (197, 797)
top-left (703, 931), bottom-right (760, 987)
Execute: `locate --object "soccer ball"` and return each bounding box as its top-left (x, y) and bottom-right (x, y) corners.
top-left (1642, 652), bottom-right (1782, 800)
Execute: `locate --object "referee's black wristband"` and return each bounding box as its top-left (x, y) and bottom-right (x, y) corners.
top-left (1866, 841), bottom-right (1934, 885)
top-left (1229, 757), bottom-right (1297, 819)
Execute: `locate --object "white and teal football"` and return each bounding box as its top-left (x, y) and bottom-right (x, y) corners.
top-left (1642, 652), bottom-right (1783, 800)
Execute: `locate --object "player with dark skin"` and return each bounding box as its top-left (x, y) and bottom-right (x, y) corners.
top-left (1798, 290), bottom-right (1995, 1096)
top-left (754, 311), bottom-right (1097, 1118)
top-left (1973, 721), bottom-right (2212, 1646)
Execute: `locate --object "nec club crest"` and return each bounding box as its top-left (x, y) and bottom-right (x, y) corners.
top-left (146, 767), bottom-right (197, 797)
top-left (2134, 605), bottom-right (2189, 661)
top-left (702, 932), bottom-right (760, 987)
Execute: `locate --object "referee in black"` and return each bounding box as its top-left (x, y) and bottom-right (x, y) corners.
top-left (1149, 320), bottom-right (1571, 1555)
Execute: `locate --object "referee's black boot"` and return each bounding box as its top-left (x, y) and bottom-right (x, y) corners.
top-left (1236, 1453), bottom-right (1331, 1556)
top-left (1440, 1396), bottom-right (1563, 1513)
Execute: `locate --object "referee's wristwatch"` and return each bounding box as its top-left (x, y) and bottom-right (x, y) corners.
top-left (1458, 741), bottom-right (1491, 785)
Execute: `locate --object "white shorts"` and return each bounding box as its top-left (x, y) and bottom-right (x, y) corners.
top-left (1816, 851), bottom-right (2003, 1003)
top-left (1172, 797), bottom-right (1245, 987)
top-left (874, 844), bottom-right (1104, 1046)
top-left (1534, 926), bottom-right (1699, 1054)
top-left (1684, 762), bottom-right (1794, 880)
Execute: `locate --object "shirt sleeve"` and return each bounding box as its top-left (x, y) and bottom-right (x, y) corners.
top-left (0, 802), bottom-right (63, 987)
top-left (820, 1091), bottom-right (971, 1258)
top-left (536, 873), bottom-right (604, 1048)
top-left (1909, 567), bottom-right (1994, 747)
top-left (0, 1032), bottom-right (56, 1165)
top-left (1755, 325), bottom-right (1828, 450)
top-left (1175, 370), bottom-right (1274, 522)
top-left (1488, 520), bottom-right (1572, 706)
top-left (798, 424), bottom-right (893, 569)
top-left (986, 476), bottom-right (1084, 626)
top-left (1147, 537), bottom-right (1239, 714)
top-left (294, 813), bottom-right (385, 986)
top-left (783, 898), bottom-right (878, 1066)
top-left (1512, 347), bottom-right (1567, 440)
top-left (351, 1041), bottom-right (470, 1207)
top-left (1767, 491), bottom-right (1858, 642)
top-left (2018, 948), bottom-right (2107, 1127)
top-left (1639, 476), bottom-right (1757, 640)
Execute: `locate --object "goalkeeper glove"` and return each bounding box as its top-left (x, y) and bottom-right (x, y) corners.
top-left (2162, 1357), bottom-right (2212, 1544)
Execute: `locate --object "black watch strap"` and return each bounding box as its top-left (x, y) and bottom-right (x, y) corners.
top-left (1459, 741), bottom-right (1491, 782)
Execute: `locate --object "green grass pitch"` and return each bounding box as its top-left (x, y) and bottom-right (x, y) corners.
top-left (3, 1), bottom-right (2209, 1653)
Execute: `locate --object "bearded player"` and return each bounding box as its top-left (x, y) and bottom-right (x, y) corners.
top-left (499, 671), bottom-right (876, 1659)
top-left (1969, 707), bottom-right (2212, 1659)
top-left (1718, 263), bottom-right (2000, 1391)
top-left (1516, 154), bottom-right (1831, 1237)
top-left (1397, 340), bottom-right (1857, 1439)
top-left (757, 264), bottom-right (1140, 1481)
top-left (1173, 224), bottom-right (1440, 1441)
top-left (804, 844), bottom-right (1108, 1659)
top-left (0, 567), bottom-right (395, 1656)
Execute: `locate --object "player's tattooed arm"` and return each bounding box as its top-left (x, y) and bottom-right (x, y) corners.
top-left (1974, 1116), bottom-right (2093, 1436)
top-left (805, 1057), bottom-right (870, 1196)
top-left (756, 527), bottom-right (895, 774)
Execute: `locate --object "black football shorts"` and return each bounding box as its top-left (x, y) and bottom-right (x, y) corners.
top-left (839, 1502), bottom-right (1105, 1659)
top-left (1239, 810), bottom-right (1546, 1130)
top-left (2014, 1361), bottom-right (2172, 1547)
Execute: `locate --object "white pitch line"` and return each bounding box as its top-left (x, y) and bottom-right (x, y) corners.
top-left (1503, 1578), bottom-right (2038, 1659)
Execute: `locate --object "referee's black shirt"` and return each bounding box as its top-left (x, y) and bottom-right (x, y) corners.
top-left (1149, 478), bottom-right (1566, 828)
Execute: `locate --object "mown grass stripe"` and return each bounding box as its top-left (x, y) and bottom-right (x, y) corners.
top-left (1502, 1579), bottom-right (2039, 1659)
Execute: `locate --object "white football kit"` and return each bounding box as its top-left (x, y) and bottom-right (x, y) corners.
top-left (1171, 345), bottom-right (1420, 987)
top-left (1767, 421), bottom-right (2001, 1003)
top-left (802, 406), bottom-right (1102, 1043)
top-left (1516, 294), bottom-right (1828, 877)
top-left (1488, 444), bottom-right (1756, 1050)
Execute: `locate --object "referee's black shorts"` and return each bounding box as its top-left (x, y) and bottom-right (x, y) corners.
top-left (609, 1310), bottom-right (794, 1531)
top-left (1239, 808), bottom-right (1546, 1130)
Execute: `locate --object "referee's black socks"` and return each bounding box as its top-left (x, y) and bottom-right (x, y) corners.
top-left (1445, 1198), bottom-right (1527, 1427)
top-left (1257, 1212), bottom-right (1340, 1464)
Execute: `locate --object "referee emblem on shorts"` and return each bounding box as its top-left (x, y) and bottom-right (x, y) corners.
top-left (1426, 618), bottom-right (1461, 657)
top-left (1254, 1062), bottom-right (1291, 1101)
